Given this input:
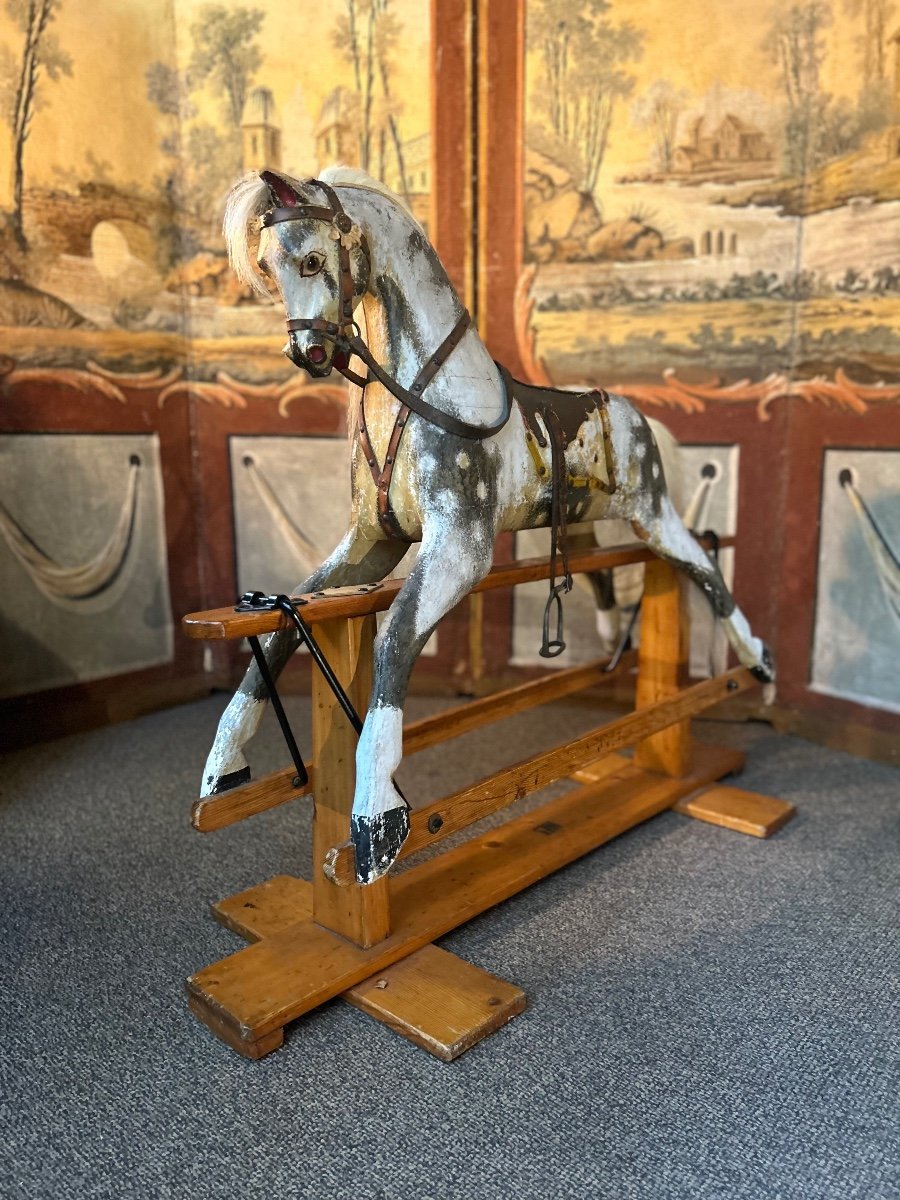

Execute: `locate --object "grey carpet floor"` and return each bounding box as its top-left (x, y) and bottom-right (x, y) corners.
top-left (0, 692), bottom-right (897, 1200)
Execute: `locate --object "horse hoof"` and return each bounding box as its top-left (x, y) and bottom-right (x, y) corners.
top-left (351, 804), bottom-right (411, 885)
top-left (750, 642), bottom-right (775, 685)
top-left (208, 766), bottom-right (251, 795)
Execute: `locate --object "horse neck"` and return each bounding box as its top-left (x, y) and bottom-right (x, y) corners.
top-left (356, 198), bottom-right (485, 396)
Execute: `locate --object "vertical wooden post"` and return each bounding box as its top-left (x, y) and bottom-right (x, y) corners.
top-left (468, 591), bottom-right (485, 691)
top-left (633, 558), bottom-right (691, 777)
top-left (311, 615), bottom-right (390, 949)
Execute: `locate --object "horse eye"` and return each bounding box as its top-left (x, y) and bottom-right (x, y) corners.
top-left (301, 252), bottom-right (324, 277)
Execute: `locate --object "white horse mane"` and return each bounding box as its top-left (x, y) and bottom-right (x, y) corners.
top-left (222, 164), bottom-right (414, 297)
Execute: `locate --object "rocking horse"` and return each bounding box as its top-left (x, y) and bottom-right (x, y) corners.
top-left (204, 165), bottom-right (773, 886)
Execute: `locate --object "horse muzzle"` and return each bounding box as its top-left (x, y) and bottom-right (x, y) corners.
top-left (284, 330), bottom-right (334, 377)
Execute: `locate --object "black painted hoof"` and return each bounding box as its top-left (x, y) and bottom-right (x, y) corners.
top-left (208, 765), bottom-right (251, 795)
top-left (750, 642), bottom-right (776, 685)
top-left (351, 804), bottom-right (411, 885)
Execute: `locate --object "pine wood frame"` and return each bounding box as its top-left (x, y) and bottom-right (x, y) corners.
top-left (181, 541), bottom-right (793, 1062)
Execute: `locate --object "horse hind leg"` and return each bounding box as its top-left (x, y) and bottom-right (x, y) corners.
top-left (631, 495), bottom-right (774, 683)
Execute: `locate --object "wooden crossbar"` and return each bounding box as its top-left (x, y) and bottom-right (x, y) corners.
top-left (183, 537), bottom-right (733, 641)
top-left (324, 665), bottom-right (755, 885)
top-left (192, 653), bottom-right (637, 832)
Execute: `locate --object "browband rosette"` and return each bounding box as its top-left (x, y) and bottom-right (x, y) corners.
top-left (329, 220), bottom-right (363, 251)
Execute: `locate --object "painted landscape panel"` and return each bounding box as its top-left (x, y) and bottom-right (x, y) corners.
top-left (523, 0), bottom-right (900, 398)
top-left (0, 0), bottom-right (432, 378)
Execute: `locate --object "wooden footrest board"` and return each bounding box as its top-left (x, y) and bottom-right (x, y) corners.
top-left (187, 741), bottom-right (744, 1055)
top-left (674, 785), bottom-right (796, 838)
top-left (344, 944), bottom-right (526, 1062)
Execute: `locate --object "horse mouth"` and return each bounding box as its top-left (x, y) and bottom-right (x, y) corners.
top-left (284, 335), bottom-right (333, 377)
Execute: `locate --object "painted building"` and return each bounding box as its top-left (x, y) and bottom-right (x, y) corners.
top-left (241, 87), bottom-right (281, 171)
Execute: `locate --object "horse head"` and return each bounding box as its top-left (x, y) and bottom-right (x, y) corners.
top-left (224, 168), bottom-right (370, 378)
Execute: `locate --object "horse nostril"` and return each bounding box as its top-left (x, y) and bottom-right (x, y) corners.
top-left (307, 344), bottom-right (326, 364)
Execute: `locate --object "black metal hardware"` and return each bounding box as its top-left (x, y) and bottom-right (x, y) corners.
top-left (605, 597), bottom-right (643, 673)
top-left (246, 634), bottom-right (308, 787)
top-left (271, 595), bottom-right (364, 735)
top-left (540, 579), bottom-right (571, 658)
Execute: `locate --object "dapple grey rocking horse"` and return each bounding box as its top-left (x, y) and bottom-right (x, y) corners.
top-left (205, 165), bottom-right (773, 884)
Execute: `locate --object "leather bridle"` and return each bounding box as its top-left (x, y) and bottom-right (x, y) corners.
top-left (259, 172), bottom-right (511, 443)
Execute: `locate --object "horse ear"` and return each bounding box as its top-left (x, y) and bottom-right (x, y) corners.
top-left (260, 169), bottom-right (300, 208)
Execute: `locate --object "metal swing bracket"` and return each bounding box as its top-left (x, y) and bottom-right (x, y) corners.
top-left (234, 589), bottom-right (373, 791)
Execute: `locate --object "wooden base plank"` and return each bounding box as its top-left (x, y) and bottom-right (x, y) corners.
top-left (187, 742), bottom-right (743, 1053)
top-left (674, 785), bottom-right (796, 838)
top-left (211, 875), bottom-right (313, 941)
top-left (187, 994), bottom-right (284, 1060)
top-left (343, 944), bottom-right (526, 1062)
top-left (208, 877), bottom-right (524, 1061)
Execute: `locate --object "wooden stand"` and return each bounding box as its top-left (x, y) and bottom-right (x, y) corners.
top-left (182, 542), bottom-right (793, 1062)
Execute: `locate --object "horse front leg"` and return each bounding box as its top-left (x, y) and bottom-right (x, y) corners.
top-left (200, 530), bottom-right (408, 797)
top-left (351, 515), bottom-right (496, 884)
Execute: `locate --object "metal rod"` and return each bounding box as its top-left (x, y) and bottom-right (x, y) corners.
top-left (247, 634), bottom-right (309, 786)
top-left (275, 597), bottom-right (364, 734)
top-left (274, 595), bottom-right (408, 807)
top-left (605, 597), bottom-right (643, 673)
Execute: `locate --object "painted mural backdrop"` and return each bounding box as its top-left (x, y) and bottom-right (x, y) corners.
top-left (523, 0), bottom-right (900, 406)
top-left (522, 0), bottom-right (900, 717)
top-left (0, 0), bottom-right (433, 700)
top-left (0, 0), bottom-right (432, 377)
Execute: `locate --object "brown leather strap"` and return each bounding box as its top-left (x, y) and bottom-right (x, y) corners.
top-left (408, 310), bottom-right (472, 396)
top-left (357, 393), bottom-right (413, 540)
top-left (339, 314), bottom-right (512, 441)
top-left (543, 407), bottom-right (572, 597)
top-left (377, 405), bottom-right (411, 539)
top-left (263, 205), bottom-right (334, 226)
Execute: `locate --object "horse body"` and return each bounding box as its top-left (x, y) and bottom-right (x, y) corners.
top-left (205, 166), bottom-right (773, 883)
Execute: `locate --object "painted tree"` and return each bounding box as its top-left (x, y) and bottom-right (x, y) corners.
top-left (764, 0), bottom-right (833, 175)
top-left (528, 0), bottom-right (643, 193)
top-left (1, 0), bottom-right (72, 249)
top-left (631, 81), bottom-right (688, 173)
top-left (843, 0), bottom-right (896, 138)
top-left (188, 5), bottom-right (264, 128)
top-left (331, 0), bottom-right (410, 203)
top-left (146, 5), bottom-right (264, 256)
top-left (844, 0), bottom-right (895, 81)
